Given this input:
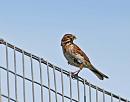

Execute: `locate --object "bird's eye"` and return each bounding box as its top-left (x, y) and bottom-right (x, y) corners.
top-left (66, 36), bottom-right (71, 39)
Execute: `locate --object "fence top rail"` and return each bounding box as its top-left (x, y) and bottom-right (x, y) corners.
top-left (0, 38), bottom-right (129, 102)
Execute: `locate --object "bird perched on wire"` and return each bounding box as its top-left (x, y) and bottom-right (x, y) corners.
top-left (61, 34), bottom-right (109, 80)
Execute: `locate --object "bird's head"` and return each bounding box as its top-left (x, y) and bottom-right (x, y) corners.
top-left (61, 34), bottom-right (77, 46)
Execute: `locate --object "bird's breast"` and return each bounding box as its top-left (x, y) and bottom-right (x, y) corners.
top-left (62, 44), bottom-right (85, 68)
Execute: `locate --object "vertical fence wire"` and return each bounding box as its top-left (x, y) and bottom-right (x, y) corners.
top-left (69, 72), bottom-right (72, 102)
top-left (47, 61), bottom-right (51, 102)
top-left (83, 79), bottom-right (86, 102)
top-left (96, 86), bottom-right (98, 102)
top-left (30, 54), bottom-right (35, 102)
top-left (103, 89), bottom-right (105, 102)
top-left (53, 65), bottom-right (58, 102)
top-left (111, 93), bottom-right (113, 102)
top-left (39, 58), bottom-right (43, 102)
top-left (61, 69), bottom-right (64, 102)
top-left (89, 82), bottom-right (91, 102)
top-left (14, 46), bottom-right (18, 102)
top-left (119, 96), bottom-right (121, 102)
top-left (22, 50), bottom-right (26, 102)
top-left (6, 42), bottom-right (10, 102)
top-left (77, 80), bottom-right (80, 102)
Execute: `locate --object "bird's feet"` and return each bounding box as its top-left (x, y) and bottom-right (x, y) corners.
top-left (71, 72), bottom-right (78, 79)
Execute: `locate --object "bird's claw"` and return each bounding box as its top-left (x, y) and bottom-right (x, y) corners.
top-left (71, 72), bottom-right (78, 79)
top-left (67, 72), bottom-right (78, 79)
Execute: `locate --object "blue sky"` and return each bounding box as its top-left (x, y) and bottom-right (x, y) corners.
top-left (0, 0), bottom-right (130, 101)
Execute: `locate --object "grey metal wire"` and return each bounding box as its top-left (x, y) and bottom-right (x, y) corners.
top-left (30, 54), bottom-right (35, 102)
top-left (5, 42), bottom-right (10, 102)
top-left (69, 72), bottom-right (72, 102)
top-left (1, 94), bottom-right (16, 102)
top-left (14, 46), bottom-right (18, 102)
top-left (39, 58), bottom-right (44, 102)
top-left (0, 66), bottom-right (79, 102)
top-left (96, 86), bottom-right (98, 102)
top-left (0, 39), bottom-right (130, 102)
top-left (103, 89), bottom-right (105, 102)
top-left (119, 96), bottom-right (121, 102)
top-left (53, 65), bottom-right (58, 102)
top-left (89, 82), bottom-right (91, 102)
top-left (22, 50), bottom-right (26, 102)
top-left (61, 69), bottom-right (64, 102)
top-left (111, 93), bottom-right (113, 102)
top-left (83, 79), bottom-right (86, 102)
top-left (47, 61), bottom-right (51, 102)
top-left (77, 80), bottom-right (80, 102)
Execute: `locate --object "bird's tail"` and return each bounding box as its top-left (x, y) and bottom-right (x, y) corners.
top-left (89, 65), bottom-right (109, 80)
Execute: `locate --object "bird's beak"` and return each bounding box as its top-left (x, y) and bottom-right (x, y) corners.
top-left (73, 35), bottom-right (77, 39)
top-left (61, 42), bottom-right (63, 46)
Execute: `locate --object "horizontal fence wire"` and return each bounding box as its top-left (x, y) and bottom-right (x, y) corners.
top-left (0, 38), bottom-right (129, 102)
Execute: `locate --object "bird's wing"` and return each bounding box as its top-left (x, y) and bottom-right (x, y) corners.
top-left (73, 43), bottom-right (90, 63)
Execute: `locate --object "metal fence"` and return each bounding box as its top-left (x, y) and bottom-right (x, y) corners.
top-left (0, 38), bottom-right (129, 102)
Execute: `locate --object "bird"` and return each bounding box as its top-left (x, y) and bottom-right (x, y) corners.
top-left (61, 34), bottom-right (109, 80)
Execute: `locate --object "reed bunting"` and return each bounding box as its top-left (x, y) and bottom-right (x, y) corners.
top-left (61, 34), bottom-right (109, 80)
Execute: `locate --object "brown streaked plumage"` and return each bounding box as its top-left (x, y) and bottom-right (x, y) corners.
top-left (61, 34), bottom-right (109, 80)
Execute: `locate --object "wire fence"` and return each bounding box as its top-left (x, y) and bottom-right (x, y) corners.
top-left (0, 38), bottom-right (129, 102)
